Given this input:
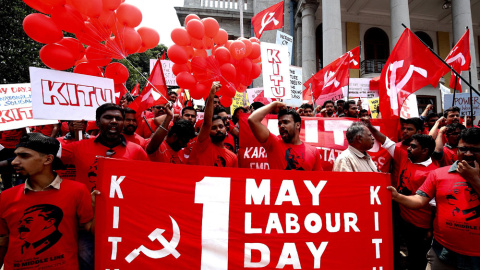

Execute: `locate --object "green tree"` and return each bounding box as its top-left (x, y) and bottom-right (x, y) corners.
top-left (0, 1), bottom-right (45, 84)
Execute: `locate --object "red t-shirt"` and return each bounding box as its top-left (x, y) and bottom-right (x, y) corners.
top-left (86, 121), bottom-right (98, 134)
top-left (390, 142), bottom-right (409, 187)
top-left (32, 124), bottom-right (56, 137)
top-left (419, 165), bottom-right (480, 256)
top-left (123, 133), bottom-right (150, 150)
top-left (187, 138), bottom-right (238, 167)
top-left (183, 137), bottom-right (197, 160)
top-left (60, 121), bottom-right (69, 136)
top-left (56, 137), bottom-right (78, 180)
top-left (224, 133), bottom-right (235, 153)
top-left (0, 129), bottom-right (26, 149)
top-left (392, 146), bottom-right (438, 228)
top-left (149, 141), bottom-right (185, 164)
top-left (60, 137), bottom-right (149, 192)
top-left (434, 145), bottom-right (458, 168)
top-left (0, 179), bottom-right (93, 269)
top-left (136, 118), bottom-right (158, 139)
top-left (261, 133), bottom-right (323, 171)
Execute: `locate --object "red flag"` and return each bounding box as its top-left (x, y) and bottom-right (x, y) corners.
top-left (253, 90), bottom-right (275, 105)
top-left (445, 29), bottom-right (471, 91)
top-left (173, 88), bottom-right (185, 114)
top-left (310, 54), bottom-right (350, 100)
top-left (131, 81), bottom-right (140, 96)
top-left (160, 52), bottom-right (166, 60)
top-left (379, 28), bottom-right (449, 138)
top-left (252, 1), bottom-right (284, 39)
top-left (347, 46), bottom-right (360, 69)
top-left (114, 83), bottom-right (128, 104)
top-left (128, 58), bottom-right (168, 116)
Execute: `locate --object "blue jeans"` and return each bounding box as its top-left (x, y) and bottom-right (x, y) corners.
top-left (78, 230), bottom-right (94, 270)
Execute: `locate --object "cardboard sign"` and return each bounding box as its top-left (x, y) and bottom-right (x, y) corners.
top-left (275, 31), bottom-right (293, 65)
top-left (443, 93), bottom-right (480, 116)
top-left (0, 83), bottom-right (58, 131)
top-left (369, 98), bottom-right (380, 119)
top-left (96, 158), bottom-right (393, 270)
top-left (348, 78), bottom-right (378, 99)
top-left (261, 42), bottom-right (291, 99)
top-left (246, 88), bottom-right (265, 104)
top-left (29, 67), bottom-right (115, 121)
top-left (284, 66), bottom-right (303, 107)
top-left (150, 59), bottom-right (177, 86)
top-left (231, 91), bottom-right (247, 112)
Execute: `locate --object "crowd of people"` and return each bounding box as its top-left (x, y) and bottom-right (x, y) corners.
top-left (0, 81), bottom-right (478, 270)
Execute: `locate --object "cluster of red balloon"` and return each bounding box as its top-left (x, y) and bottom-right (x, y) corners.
top-left (22, 0), bottom-right (160, 85)
top-left (168, 14), bottom-right (262, 107)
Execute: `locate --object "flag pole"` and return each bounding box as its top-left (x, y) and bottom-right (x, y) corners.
top-left (401, 24), bottom-right (480, 96)
top-left (452, 76), bottom-right (458, 107)
top-left (469, 68), bottom-right (474, 119)
top-left (143, 116), bottom-right (154, 133)
top-left (309, 83), bottom-right (315, 107)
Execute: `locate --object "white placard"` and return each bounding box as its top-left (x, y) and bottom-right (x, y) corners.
top-left (315, 87), bottom-right (345, 107)
top-left (400, 94), bottom-right (419, 119)
top-left (246, 87), bottom-right (264, 103)
top-left (0, 83), bottom-right (58, 131)
top-left (261, 42), bottom-right (291, 99)
top-left (30, 67), bottom-right (115, 121)
top-left (275, 31), bottom-right (293, 65)
top-left (284, 66), bottom-right (303, 107)
top-left (444, 93), bottom-right (480, 116)
top-left (150, 59), bottom-right (177, 86)
top-left (347, 78), bottom-right (378, 99)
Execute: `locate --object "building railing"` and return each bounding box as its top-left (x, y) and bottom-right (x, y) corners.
top-left (200, 0), bottom-right (251, 11)
top-left (360, 59), bottom-right (387, 76)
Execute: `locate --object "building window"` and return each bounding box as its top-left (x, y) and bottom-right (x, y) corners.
top-left (362, 28), bottom-right (389, 75)
top-left (417, 95), bottom-right (437, 115)
top-left (415, 31), bottom-right (434, 49)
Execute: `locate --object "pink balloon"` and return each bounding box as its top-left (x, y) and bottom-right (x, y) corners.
top-left (23, 13), bottom-right (63, 44)
top-left (105, 62), bottom-right (129, 83)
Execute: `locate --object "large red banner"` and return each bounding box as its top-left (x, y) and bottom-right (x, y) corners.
top-left (96, 158), bottom-right (393, 269)
top-left (238, 114), bottom-right (392, 172)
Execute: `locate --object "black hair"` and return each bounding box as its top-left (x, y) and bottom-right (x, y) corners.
top-left (278, 108), bottom-right (301, 131)
top-left (212, 114), bottom-right (226, 125)
top-left (214, 106), bottom-right (227, 115)
top-left (446, 123), bottom-right (466, 134)
top-left (426, 112), bottom-right (439, 122)
top-left (411, 134), bottom-right (436, 157)
top-left (444, 106), bottom-right (461, 118)
top-left (250, 101), bottom-right (265, 110)
top-left (181, 106), bottom-right (196, 116)
top-left (322, 100), bottom-right (334, 108)
top-left (300, 103), bottom-right (314, 111)
top-left (232, 107), bottom-right (247, 124)
top-left (169, 91), bottom-right (178, 97)
top-left (459, 127), bottom-right (480, 145)
top-left (168, 119), bottom-right (195, 141)
top-left (343, 100), bottom-right (356, 111)
top-left (96, 103), bottom-right (124, 122)
top-left (124, 108), bottom-right (136, 115)
top-left (359, 109), bottom-right (368, 114)
top-left (403, 117), bottom-right (424, 132)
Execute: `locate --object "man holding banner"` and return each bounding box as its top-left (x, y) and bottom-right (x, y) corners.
top-left (248, 101), bottom-right (323, 171)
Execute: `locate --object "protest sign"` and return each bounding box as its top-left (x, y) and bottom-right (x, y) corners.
top-left (231, 91), bottom-right (247, 112)
top-left (315, 88), bottom-right (345, 107)
top-left (30, 67), bottom-right (115, 121)
top-left (348, 78), bottom-right (378, 99)
top-left (96, 158), bottom-right (393, 270)
top-left (443, 93), bottom-right (480, 116)
top-left (261, 43), bottom-right (291, 99)
top-left (238, 114), bottom-right (393, 172)
top-left (150, 59), bottom-right (177, 86)
top-left (246, 88), bottom-right (265, 104)
top-left (276, 31), bottom-right (293, 65)
top-left (369, 98), bottom-right (380, 119)
top-left (400, 94), bottom-right (419, 119)
top-left (284, 66), bottom-right (303, 107)
top-left (0, 83), bottom-right (58, 131)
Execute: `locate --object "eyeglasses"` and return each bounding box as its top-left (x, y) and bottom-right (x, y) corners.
top-left (155, 106), bottom-right (165, 110)
top-left (458, 147), bottom-right (480, 154)
top-left (106, 149), bottom-right (116, 157)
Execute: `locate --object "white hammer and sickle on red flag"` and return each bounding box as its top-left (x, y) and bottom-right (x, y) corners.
top-left (259, 12), bottom-right (279, 35)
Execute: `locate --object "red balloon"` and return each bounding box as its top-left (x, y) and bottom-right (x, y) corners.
top-left (122, 27), bottom-right (142, 54)
top-left (220, 96), bottom-right (233, 107)
top-left (183, 46), bottom-right (194, 59)
top-left (75, 56), bottom-right (88, 66)
top-left (193, 49), bottom-right (207, 58)
top-left (220, 63), bottom-right (236, 83)
top-left (42, 0), bottom-right (66, 6)
top-left (85, 46), bottom-right (112, 66)
top-left (171, 28), bottom-right (191, 46)
top-left (203, 37), bottom-right (214, 50)
top-left (224, 40), bottom-right (233, 50)
top-left (97, 10), bottom-right (116, 29)
top-left (116, 3), bottom-right (142, 27)
top-left (75, 22), bottom-right (103, 46)
top-left (241, 39), bottom-right (252, 58)
top-left (252, 63), bottom-right (262, 79)
top-left (237, 84), bottom-right (247, 93)
top-left (229, 40), bottom-right (246, 60)
top-left (176, 71), bottom-right (196, 89)
top-left (51, 4), bottom-right (84, 33)
top-left (23, 13), bottom-right (63, 44)
top-left (167, 45), bottom-right (188, 64)
top-left (74, 62), bottom-right (103, 76)
top-left (239, 58), bottom-right (252, 75)
top-left (189, 82), bottom-right (208, 100)
top-left (71, 0), bottom-right (102, 17)
top-left (249, 42), bottom-right (261, 59)
top-left (23, 0), bottom-right (53, 14)
top-left (103, 0), bottom-right (121, 10)
top-left (190, 56), bottom-right (208, 75)
top-left (137, 27), bottom-right (159, 49)
top-left (40, 43), bottom-right (76, 70)
top-left (186, 19), bottom-right (204, 40)
top-left (105, 62), bottom-right (129, 83)
top-left (57, 37), bottom-right (85, 60)
top-left (137, 46), bottom-right (148, 54)
top-left (213, 29), bottom-right (228, 45)
top-left (202, 17), bottom-right (219, 38)
top-left (249, 37), bottom-right (260, 43)
top-left (172, 63), bottom-right (190, 76)
top-left (190, 38), bottom-right (205, 50)
top-left (214, 47), bottom-right (230, 64)
top-left (184, 14), bottom-right (200, 26)
top-left (105, 37), bottom-right (125, 59)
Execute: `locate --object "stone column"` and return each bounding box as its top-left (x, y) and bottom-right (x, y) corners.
top-left (390, 0), bottom-right (410, 48)
top-left (452, 0), bottom-right (478, 91)
top-left (322, 0), bottom-right (342, 66)
top-left (295, 15), bottom-right (302, 67)
top-left (300, 0), bottom-right (318, 84)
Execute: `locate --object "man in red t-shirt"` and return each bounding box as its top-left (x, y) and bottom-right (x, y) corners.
top-left (57, 121), bottom-right (90, 180)
top-left (123, 108), bottom-right (149, 149)
top-left (214, 107), bottom-right (238, 153)
top-left (188, 82), bottom-right (238, 167)
top-left (316, 100), bottom-right (337, 118)
top-left (432, 123), bottom-right (465, 167)
top-left (248, 101), bottom-right (323, 171)
top-left (136, 105), bottom-right (166, 138)
top-left (0, 133), bottom-right (94, 269)
top-left (388, 127), bottom-right (480, 270)
top-left (429, 106), bottom-right (461, 140)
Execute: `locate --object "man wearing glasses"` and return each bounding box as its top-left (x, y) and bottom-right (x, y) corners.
top-left (389, 128), bottom-right (480, 270)
top-left (432, 123), bottom-right (466, 167)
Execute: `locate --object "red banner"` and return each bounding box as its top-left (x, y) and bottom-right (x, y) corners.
top-left (96, 158), bottom-right (393, 269)
top-left (238, 114), bottom-right (392, 172)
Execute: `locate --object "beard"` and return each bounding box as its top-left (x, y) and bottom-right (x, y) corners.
top-left (210, 132), bottom-right (226, 143)
top-left (123, 125), bottom-right (136, 135)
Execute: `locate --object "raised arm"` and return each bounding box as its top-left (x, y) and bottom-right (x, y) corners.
top-left (434, 126), bottom-right (446, 153)
top-left (146, 105), bottom-right (173, 154)
top-left (361, 116), bottom-right (386, 145)
top-left (248, 101), bottom-right (286, 143)
top-left (429, 116), bottom-right (445, 139)
top-left (197, 82), bottom-right (221, 143)
top-left (387, 186), bottom-right (431, 209)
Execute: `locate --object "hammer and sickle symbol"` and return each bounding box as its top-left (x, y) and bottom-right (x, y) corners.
top-left (125, 216), bottom-right (181, 262)
top-left (259, 12), bottom-right (279, 35)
